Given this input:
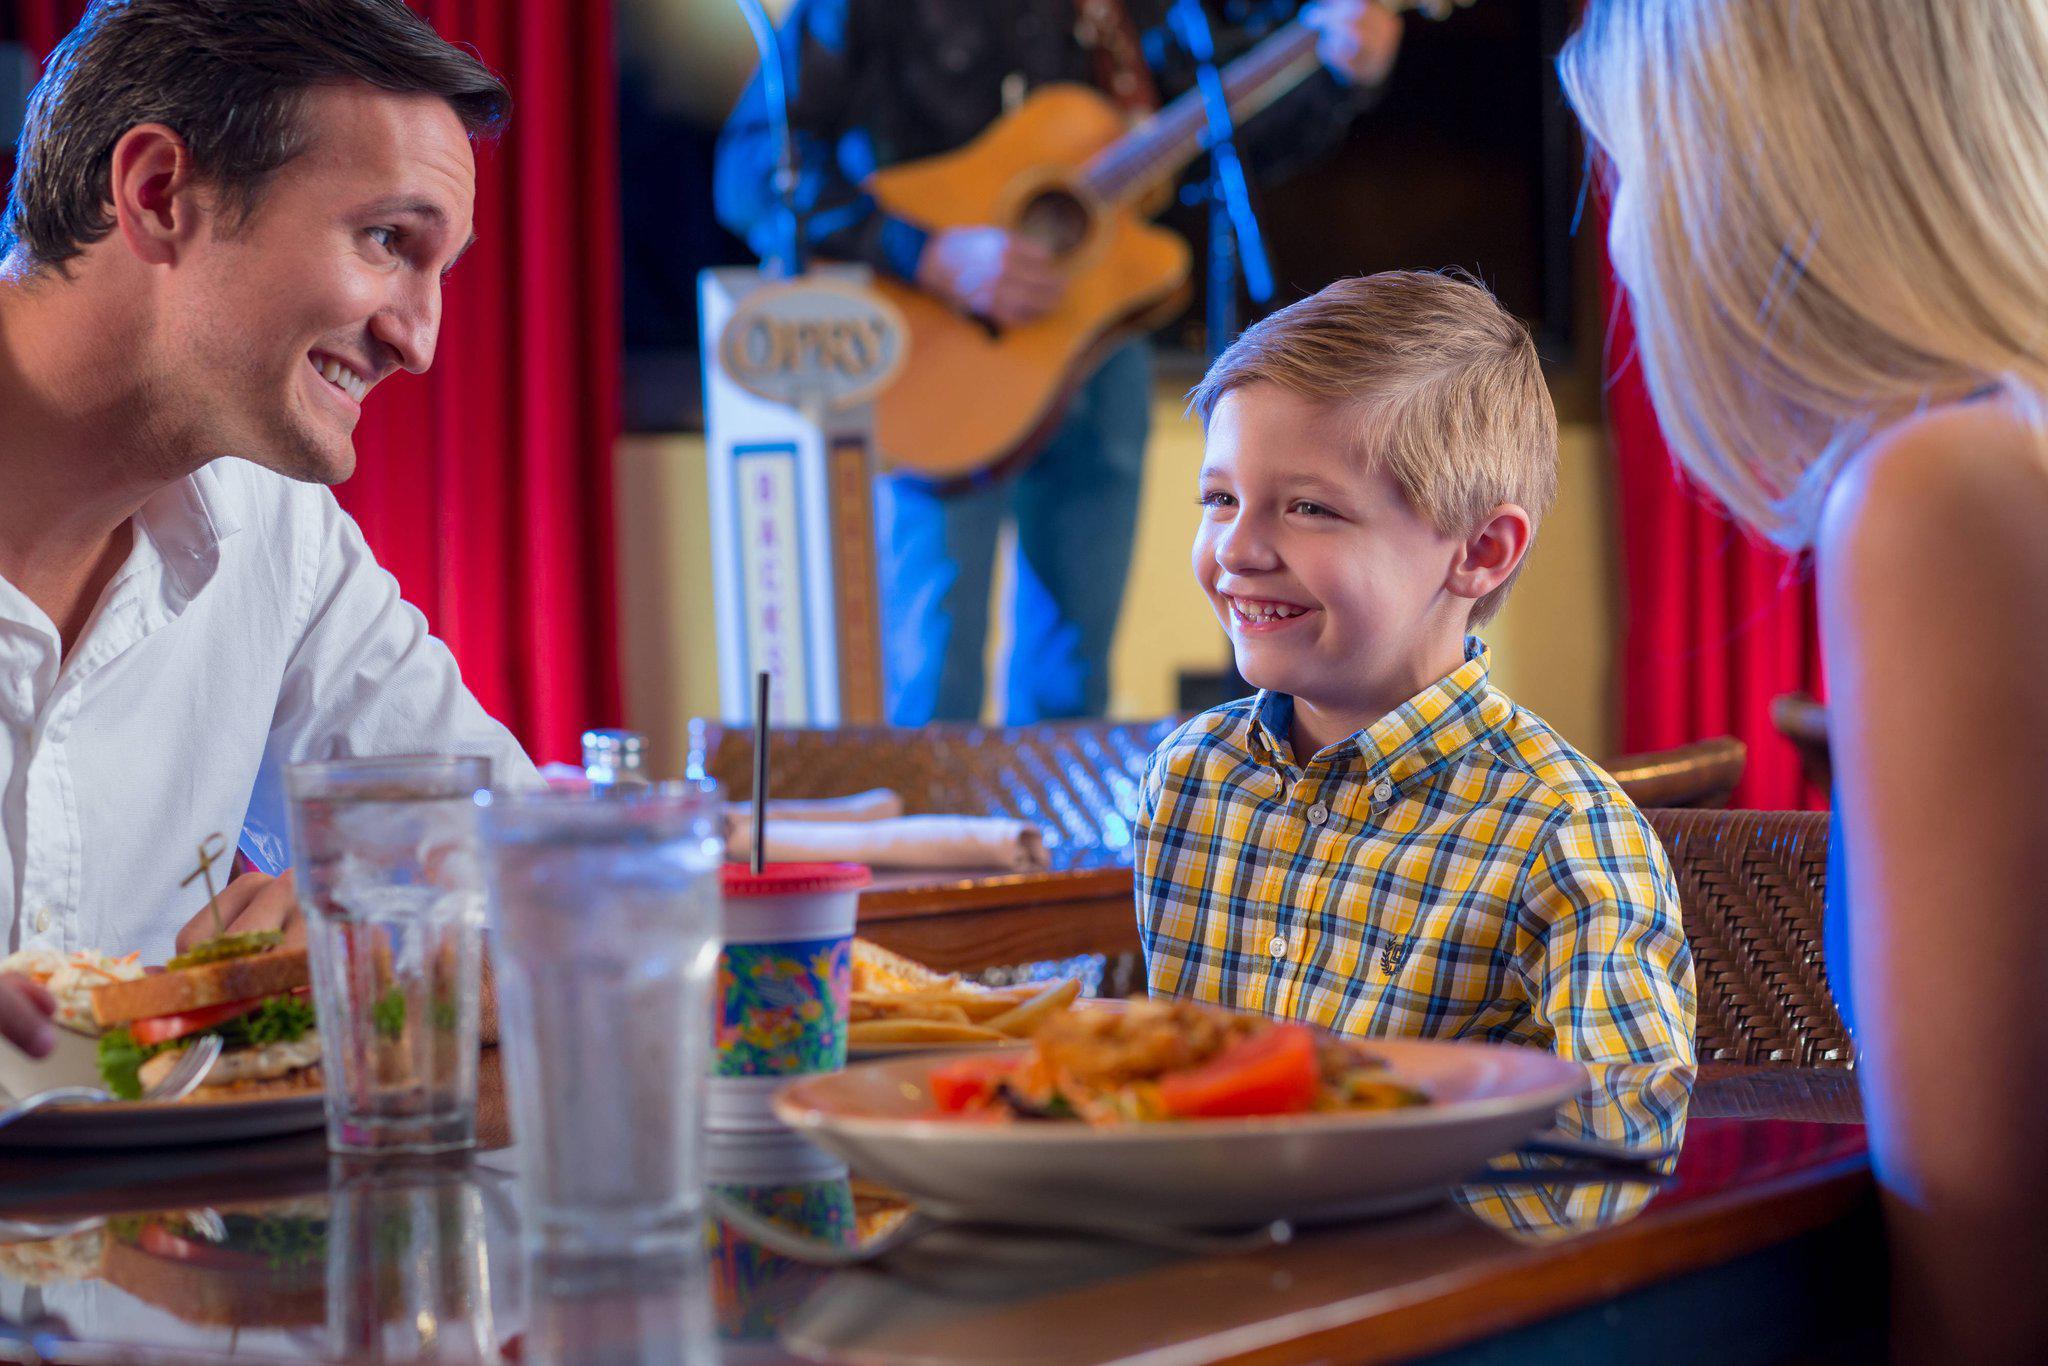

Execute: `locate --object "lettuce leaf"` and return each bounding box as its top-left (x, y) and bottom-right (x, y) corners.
top-left (97, 1027), bottom-right (147, 1100)
top-left (94, 996), bottom-right (316, 1100)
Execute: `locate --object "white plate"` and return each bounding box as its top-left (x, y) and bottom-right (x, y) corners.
top-left (0, 1091), bottom-right (327, 1149)
top-left (775, 1037), bottom-right (1587, 1228)
top-left (0, 1030), bottom-right (325, 1149)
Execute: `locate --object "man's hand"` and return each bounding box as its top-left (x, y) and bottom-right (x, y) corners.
top-left (174, 870), bottom-right (305, 955)
top-left (0, 974), bottom-right (57, 1058)
top-left (914, 226), bottom-right (1065, 326)
top-left (1303, 1), bottom-right (1403, 88)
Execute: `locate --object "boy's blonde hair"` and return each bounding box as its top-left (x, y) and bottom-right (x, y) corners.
top-left (1188, 271), bottom-right (1557, 624)
top-left (1562, 0), bottom-right (2048, 548)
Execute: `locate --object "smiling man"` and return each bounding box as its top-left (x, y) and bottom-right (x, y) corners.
top-left (0, 0), bottom-right (537, 1054)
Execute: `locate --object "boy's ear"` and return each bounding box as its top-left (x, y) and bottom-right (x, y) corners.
top-left (108, 123), bottom-right (206, 267)
top-left (1444, 503), bottom-right (1533, 606)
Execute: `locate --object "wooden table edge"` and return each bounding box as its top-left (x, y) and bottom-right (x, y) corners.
top-left (860, 866), bottom-right (1134, 919)
top-left (1198, 1155), bottom-right (1874, 1366)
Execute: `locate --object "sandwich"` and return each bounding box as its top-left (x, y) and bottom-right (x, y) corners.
top-left (89, 937), bottom-right (321, 1102)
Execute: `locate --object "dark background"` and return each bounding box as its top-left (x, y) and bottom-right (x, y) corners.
top-left (618, 0), bottom-right (1590, 432)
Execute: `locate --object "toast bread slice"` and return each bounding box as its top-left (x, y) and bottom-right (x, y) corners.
top-left (90, 949), bottom-right (311, 1027)
top-left (850, 937), bottom-right (969, 994)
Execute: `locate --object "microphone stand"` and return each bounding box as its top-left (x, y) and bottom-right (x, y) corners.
top-left (734, 0), bottom-right (806, 279)
top-left (1168, 0), bottom-right (1275, 359)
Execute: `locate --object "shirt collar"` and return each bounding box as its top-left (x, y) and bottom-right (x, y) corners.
top-left (134, 461), bottom-right (244, 611)
top-left (1246, 636), bottom-right (1509, 787)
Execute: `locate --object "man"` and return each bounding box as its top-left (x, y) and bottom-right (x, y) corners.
top-left (717, 0), bottom-right (1402, 725)
top-left (0, 0), bottom-right (536, 1057)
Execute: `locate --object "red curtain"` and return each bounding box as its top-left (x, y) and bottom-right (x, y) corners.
top-left (1600, 255), bottom-right (1826, 810)
top-left (6, 0), bottom-right (621, 766)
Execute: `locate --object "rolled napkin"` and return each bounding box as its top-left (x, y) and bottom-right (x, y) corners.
top-left (724, 814), bottom-right (1049, 872)
top-left (722, 788), bottom-right (904, 826)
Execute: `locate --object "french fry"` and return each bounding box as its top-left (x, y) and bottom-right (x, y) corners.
top-left (865, 988), bottom-right (1035, 1023)
top-left (981, 977), bottom-right (1083, 1036)
top-left (846, 1018), bottom-right (1011, 1045)
top-left (850, 997), bottom-right (970, 1024)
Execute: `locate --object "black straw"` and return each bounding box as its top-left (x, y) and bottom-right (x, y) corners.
top-left (751, 670), bottom-right (771, 874)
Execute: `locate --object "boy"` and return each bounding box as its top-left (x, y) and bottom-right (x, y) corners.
top-left (1138, 272), bottom-right (1695, 1065)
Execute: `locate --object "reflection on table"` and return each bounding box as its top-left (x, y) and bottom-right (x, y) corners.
top-left (0, 1065), bottom-right (1870, 1365)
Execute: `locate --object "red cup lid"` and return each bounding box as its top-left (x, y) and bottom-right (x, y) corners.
top-left (720, 861), bottom-right (873, 897)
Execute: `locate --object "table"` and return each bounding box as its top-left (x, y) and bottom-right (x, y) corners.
top-left (858, 854), bottom-right (1142, 975)
top-left (0, 1061), bottom-right (1874, 1364)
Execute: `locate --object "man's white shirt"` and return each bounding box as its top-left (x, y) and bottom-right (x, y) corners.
top-left (0, 458), bottom-right (539, 962)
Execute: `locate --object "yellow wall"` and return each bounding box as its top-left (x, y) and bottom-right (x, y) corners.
top-left (613, 402), bottom-right (1618, 776)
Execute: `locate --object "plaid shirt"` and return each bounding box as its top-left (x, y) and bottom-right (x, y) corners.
top-left (1138, 639), bottom-right (1695, 1065)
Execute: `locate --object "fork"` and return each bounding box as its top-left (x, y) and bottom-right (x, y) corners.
top-left (707, 1188), bottom-right (1294, 1269)
top-left (0, 1034), bottom-right (224, 1132)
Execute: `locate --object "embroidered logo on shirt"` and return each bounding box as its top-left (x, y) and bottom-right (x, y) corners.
top-left (1378, 937), bottom-right (1412, 975)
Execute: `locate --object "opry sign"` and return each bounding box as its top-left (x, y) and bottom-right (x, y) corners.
top-left (718, 276), bottom-right (907, 414)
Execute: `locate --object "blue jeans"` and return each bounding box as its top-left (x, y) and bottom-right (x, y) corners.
top-left (877, 340), bottom-right (1152, 724)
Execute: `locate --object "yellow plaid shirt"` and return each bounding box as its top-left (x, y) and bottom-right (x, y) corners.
top-left (1138, 639), bottom-right (1696, 1065)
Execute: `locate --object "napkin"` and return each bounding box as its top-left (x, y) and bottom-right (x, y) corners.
top-left (724, 814), bottom-right (1049, 871)
top-left (723, 788), bottom-right (904, 825)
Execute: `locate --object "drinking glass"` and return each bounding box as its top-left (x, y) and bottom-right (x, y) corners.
top-left (476, 782), bottom-right (724, 1255)
top-left (288, 756), bottom-right (492, 1156)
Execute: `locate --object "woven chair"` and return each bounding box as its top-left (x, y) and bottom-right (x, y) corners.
top-left (699, 719), bottom-right (1183, 863)
top-left (1645, 809), bottom-right (1849, 1067)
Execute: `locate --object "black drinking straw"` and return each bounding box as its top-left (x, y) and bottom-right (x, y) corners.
top-left (751, 670), bottom-right (770, 874)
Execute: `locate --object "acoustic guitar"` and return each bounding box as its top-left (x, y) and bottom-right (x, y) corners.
top-left (866, 2), bottom-right (1470, 484)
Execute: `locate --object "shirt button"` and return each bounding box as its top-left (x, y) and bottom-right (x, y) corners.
top-left (35, 907), bottom-right (52, 933)
top-left (1372, 780), bottom-right (1395, 805)
top-left (1305, 802), bottom-right (1329, 826)
top-left (1268, 935), bottom-right (1288, 959)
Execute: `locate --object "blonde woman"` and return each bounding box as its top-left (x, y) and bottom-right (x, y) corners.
top-left (1561, 2), bottom-right (2048, 1358)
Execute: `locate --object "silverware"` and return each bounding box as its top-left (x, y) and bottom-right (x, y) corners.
top-left (0, 1034), bottom-right (224, 1132)
top-left (707, 1189), bottom-right (1294, 1269)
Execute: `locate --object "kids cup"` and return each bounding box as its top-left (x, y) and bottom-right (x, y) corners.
top-left (710, 862), bottom-right (871, 1131)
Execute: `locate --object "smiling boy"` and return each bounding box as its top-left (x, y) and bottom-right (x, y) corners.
top-left (1138, 272), bottom-right (1695, 1065)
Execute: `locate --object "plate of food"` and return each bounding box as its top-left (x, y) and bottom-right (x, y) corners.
top-left (0, 937), bottom-right (326, 1148)
top-left (848, 939), bottom-right (1105, 1059)
top-left (776, 1000), bottom-right (1587, 1228)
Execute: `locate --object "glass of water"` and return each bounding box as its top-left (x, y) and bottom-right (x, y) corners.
top-left (476, 782), bottom-right (723, 1255)
top-left (287, 755), bottom-right (492, 1156)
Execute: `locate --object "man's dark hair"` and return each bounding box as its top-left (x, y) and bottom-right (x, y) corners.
top-left (5, 0), bottom-right (510, 269)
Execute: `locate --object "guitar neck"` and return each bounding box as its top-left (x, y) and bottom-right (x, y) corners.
top-left (1079, 20), bottom-right (1323, 204)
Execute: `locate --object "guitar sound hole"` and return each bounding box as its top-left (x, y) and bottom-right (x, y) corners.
top-left (1015, 187), bottom-right (1092, 258)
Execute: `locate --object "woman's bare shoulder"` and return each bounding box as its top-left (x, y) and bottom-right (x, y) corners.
top-left (1819, 395), bottom-right (2048, 580)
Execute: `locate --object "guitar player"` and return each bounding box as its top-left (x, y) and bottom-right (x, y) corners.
top-left (716, 1), bottom-right (1402, 724)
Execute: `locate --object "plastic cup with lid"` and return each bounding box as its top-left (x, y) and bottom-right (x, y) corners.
top-left (709, 862), bottom-right (871, 1132)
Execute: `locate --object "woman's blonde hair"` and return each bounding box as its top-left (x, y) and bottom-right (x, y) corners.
top-left (1561, 0), bottom-right (2048, 547)
top-left (1189, 271), bottom-right (1557, 625)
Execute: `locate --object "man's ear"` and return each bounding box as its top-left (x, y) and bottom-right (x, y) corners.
top-left (1445, 503), bottom-right (1533, 606)
top-left (107, 123), bottom-right (204, 266)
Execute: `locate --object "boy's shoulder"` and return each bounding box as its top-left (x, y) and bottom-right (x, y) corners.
top-left (1478, 694), bottom-right (1643, 825)
top-left (1146, 697), bottom-right (1267, 776)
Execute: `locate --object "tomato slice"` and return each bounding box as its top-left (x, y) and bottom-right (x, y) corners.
top-left (929, 1055), bottom-right (1021, 1114)
top-left (130, 995), bottom-right (264, 1047)
top-left (1156, 1023), bottom-right (1321, 1119)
